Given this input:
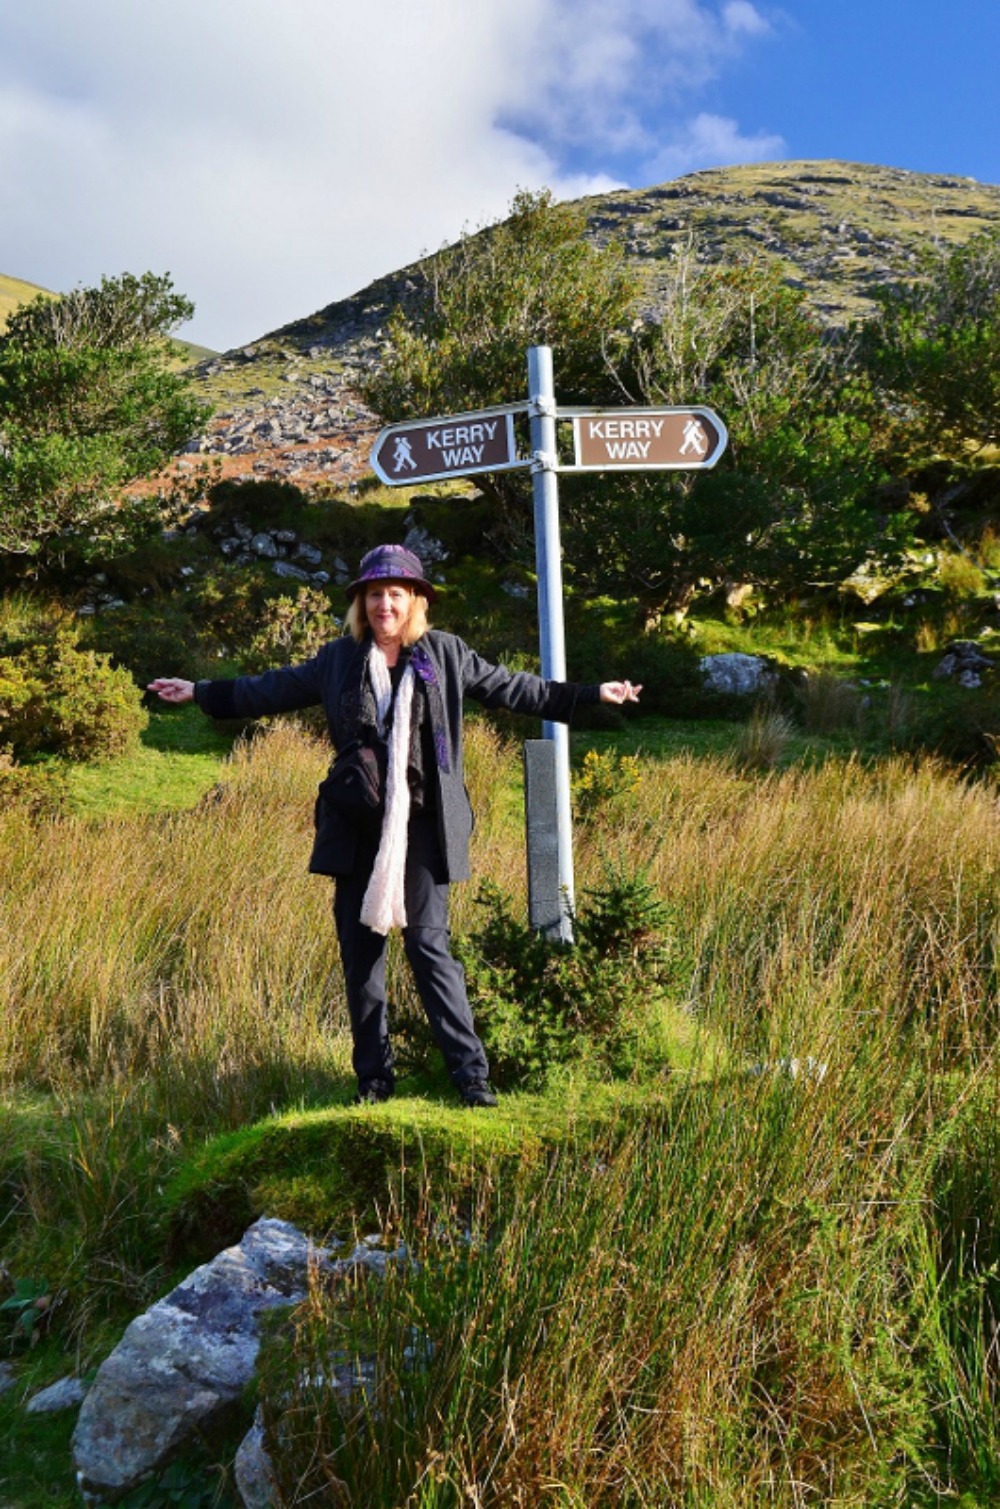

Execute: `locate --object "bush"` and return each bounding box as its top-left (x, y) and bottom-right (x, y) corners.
top-left (0, 747), bottom-right (67, 817)
top-left (242, 587), bottom-right (341, 675)
top-left (453, 864), bottom-right (673, 1089)
top-left (939, 550), bottom-right (988, 600)
top-left (0, 630), bottom-right (148, 761)
top-left (573, 747), bottom-right (641, 820)
top-left (82, 599), bottom-right (221, 688)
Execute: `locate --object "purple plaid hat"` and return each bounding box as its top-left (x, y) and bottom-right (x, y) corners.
top-left (347, 543), bottom-right (436, 602)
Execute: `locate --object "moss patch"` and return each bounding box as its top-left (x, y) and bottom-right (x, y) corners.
top-left (161, 1082), bottom-right (678, 1262)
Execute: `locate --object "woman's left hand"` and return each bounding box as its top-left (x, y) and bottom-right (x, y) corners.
top-left (599, 681), bottom-right (642, 705)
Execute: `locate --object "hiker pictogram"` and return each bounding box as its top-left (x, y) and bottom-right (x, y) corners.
top-left (680, 419), bottom-right (708, 457)
top-left (392, 436), bottom-right (418, 472)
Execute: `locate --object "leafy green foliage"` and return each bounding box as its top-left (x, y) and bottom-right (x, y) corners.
top-left (242, 586), bottom-right (341, 675)
top-left (0, 273), bottom-right (209, 559)
top-left (0, 747), bottom-right (67, 816)
top-left (0, 630), bottom-right (148, 760)
top-left (456, 866), bottom-right (673, 1089)
top-left (363, 188), bottom-right (641, 420)
top-left (82, 600), bottom-right (222, 690)
top-left (565, 254), bottom-right (904, 615)
top-left (860, 229), bottom-right (1000, 459)
top-left (0, 1276), bottom-right (53, 1347)
top-left (364, 197), bottom-right (910, 611)
top-left (572, 746), bottom-right (641, 819)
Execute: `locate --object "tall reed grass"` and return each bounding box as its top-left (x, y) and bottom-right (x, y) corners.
top-left (5, 722), bottom-right (1000, 1497)
top-left (265, 1050), bottom-right (1000, 1506)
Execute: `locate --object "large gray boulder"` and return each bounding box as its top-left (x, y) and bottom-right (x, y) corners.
top-left (72, 1218), bottom-right (335, 1504)
top-left (700, 652), bottom-right (776, 696)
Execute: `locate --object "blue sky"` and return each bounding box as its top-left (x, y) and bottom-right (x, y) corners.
top-left (0, 1), bottom-right (996, 351)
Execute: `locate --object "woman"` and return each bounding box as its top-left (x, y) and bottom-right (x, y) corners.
top-left (150, 544), bottom-right (641, 1107)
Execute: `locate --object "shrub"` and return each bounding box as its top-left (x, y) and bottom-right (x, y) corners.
top-left (242, 587), bottom-right (341, 675)
top-left (0, 630), bottom-right (148, 761)
top-left (939, 550), bottom-right (988, 600)
top-left (0, 747), bottom-right (67, 817)
top-left (83, 599), bottom-right (221, 688)
top-left (453, 864), bottom-right (673, 1089)
top-left (573, 747), bottom-right (642, 821)
top-left (206, 477), bottom-right (309, 530)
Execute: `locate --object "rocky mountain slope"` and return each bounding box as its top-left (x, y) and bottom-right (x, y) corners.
top-left (174, 160), bottom-right (1000, 496)
top-left (16, 161), bottom-right (1000, 499)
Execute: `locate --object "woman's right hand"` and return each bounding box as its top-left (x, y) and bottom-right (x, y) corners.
top-left (148, 678), bottom-right (195, 704)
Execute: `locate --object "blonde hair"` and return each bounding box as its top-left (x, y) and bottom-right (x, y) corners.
top-left (346, 584), bottom-right (429, 646)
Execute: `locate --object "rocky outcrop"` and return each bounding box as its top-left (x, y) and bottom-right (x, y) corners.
top-left (72, 1218), bottom-right (411, 1505)
top-left (72, 1218), bottom-right (330, 1502)
top-left (163, 162), bottom-right (1000, 501)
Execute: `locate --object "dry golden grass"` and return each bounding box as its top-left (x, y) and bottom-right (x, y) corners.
top-left (0, 718), bottom-right (521, 1103)
top-left (4, 725), bottom-right (999, 1096)
top-left (7, 723), bottom-right (1000, 1501)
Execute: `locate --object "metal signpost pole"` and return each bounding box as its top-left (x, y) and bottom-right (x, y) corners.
top-left (527, 345), bottom-right (574, 941)
top-left (370, 381), bottom-right (727, 946)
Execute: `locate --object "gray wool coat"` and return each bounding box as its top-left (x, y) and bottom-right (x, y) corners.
top-left (195, 630), bottom-right (600, 881)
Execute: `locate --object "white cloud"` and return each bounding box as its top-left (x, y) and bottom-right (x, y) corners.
top-left (0, 0), bottom-right (779, 350)
top-left (643, 112), bottom-right (786, 181)
top-left (722, 1), bottom-right (772, 37)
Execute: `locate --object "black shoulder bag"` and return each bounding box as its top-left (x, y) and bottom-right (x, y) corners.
top-left (319, 738), bottom-right (387, 814)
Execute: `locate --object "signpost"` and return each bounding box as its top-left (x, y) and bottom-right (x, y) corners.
top-left (569, 406), bottom-right (727, 471)
top-left (369, 359), bottom-right (727, 942)
top-left (370, 405), bottom-right (525, 486)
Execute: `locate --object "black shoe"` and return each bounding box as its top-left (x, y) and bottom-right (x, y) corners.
top-left (459, 1078), bottom-right (498, 1108)
top-left (352, 1078), bottom-right (394, 1105)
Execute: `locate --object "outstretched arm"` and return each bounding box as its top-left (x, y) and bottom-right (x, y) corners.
top-left (599, 681), bottom-right (642, 705)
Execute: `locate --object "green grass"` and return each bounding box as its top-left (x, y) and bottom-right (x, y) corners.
top-left (8, 688), bottom-right (1000, 1501)
top-left (62, 707), bottom-right (234, 818)
top-left (0, 1366), bottom-right (80, 1509)
top-left (161, 1072), bottom-right (702, 1261)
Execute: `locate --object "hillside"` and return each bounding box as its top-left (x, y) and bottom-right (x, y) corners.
top-left (176, 159), bottom-right (1000, 493)
top-left (267, 159), bottom-right (1000, 365)
top-left (0, 272), bottom-right (215, 370)
top-left (0, 271), bottom-right (52, 328)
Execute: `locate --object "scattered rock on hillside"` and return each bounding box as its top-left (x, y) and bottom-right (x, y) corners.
top-left (26, 1375), bottom-right (90, 1413)
top-left (700, 653), bottom-right (777, 696)
top-left (233, 1408), bottom-right (279, 1509)
top-left (72, 1218), bottom-right (337, 1503)
top-left (932, 640), bottom-right (996, 688)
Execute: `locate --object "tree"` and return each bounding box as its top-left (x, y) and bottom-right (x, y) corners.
top-left (859, 230), bottom-right (1000, 459)
top-left (364, 199), bottom-right (906, 616)
top-left (0, 272), bottom-right (210, 558)
top-left (364, 188), bottom-right (641, 419)
top-left (563, 253), bottom-right (901, 618)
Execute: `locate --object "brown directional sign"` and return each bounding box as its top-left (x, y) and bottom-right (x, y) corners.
top-left (570, 406), bottom-right (727, 470)
top-left (371, 407), bottom-right (526, 485)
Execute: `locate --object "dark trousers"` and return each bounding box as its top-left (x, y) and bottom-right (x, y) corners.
top-left (333, 815), bottom-right (489, 1089)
